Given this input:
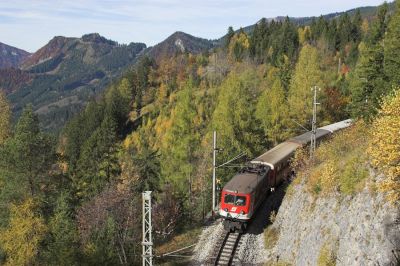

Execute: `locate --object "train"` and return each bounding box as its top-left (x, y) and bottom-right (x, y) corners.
top-left (219, 119), bottom-right (353, 232)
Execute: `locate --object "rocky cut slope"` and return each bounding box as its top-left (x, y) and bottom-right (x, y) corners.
top-left (260, 174), bottom-right (399, 265)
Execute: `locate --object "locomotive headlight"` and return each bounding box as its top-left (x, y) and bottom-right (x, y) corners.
top-left (224, 208), bottom-right (228, 212)
top-left (240, 210), bottom-right (245, 215)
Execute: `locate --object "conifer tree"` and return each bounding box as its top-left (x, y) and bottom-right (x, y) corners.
top-left (351, 9), bottom-right (363, 43)
top-left (349, 42), bottom-right (385, 120)
top-left (75, 114), bottom-right (119, 198)
top-left (0, 105), bottom-right (55, 196)
top-left (44, 192), bottom-right (80, 265)
top-left (349, 4), bottom-right (388, 120)
top-left (384, 0), bottom-right (400, 87)
top-left (368, 2), bottom-right (388, 44)
top-left (225, 26), bottom-right (235, 49)
top-left (229, 28), bottom-right (249, 61)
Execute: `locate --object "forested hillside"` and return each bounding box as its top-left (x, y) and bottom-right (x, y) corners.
top-left (0, 33), bottom-right (146, 132)
top-left (0, 1), bottom-right (399, 265)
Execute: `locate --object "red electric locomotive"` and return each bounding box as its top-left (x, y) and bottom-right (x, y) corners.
top-left (219, 166), bottom-right (270, 232)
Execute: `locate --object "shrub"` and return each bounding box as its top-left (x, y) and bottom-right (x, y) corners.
top-left (317, 243), bottom-right (336, 266)
top-left (264, 226), bottom-right (279, 249)
top-left (339, 157), bottom-right (368, 195)
top-left (269, 210), bottom-right (277, 224)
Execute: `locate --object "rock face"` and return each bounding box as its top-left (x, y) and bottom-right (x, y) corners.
top-left (262, 175), bottom-right (399, 265)
top-left (146, 31), bottom-right (214, 62)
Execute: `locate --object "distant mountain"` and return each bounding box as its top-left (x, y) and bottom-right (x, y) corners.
top-left (1, 33), bottom-right (146, 131)
top-left (0, 42), bottom-right (31, 69)
top-left (146, 31), bottom-right (214, 61)
top-left (0, 31), bottom-right (215, 132)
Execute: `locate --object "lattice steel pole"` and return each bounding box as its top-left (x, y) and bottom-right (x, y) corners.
top-left (142, 191), bottom-right (153, 266)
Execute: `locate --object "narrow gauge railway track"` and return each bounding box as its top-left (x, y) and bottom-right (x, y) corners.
top-left (214, 231), bottom-right (242, 265)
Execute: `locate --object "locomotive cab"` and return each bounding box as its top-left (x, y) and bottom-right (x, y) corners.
top-left (219, 166), bottom-right (269, 232)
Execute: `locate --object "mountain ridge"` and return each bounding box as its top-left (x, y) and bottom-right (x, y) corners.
top-left (1, 33), bottom-right (147, 131)
top-left (0, 42), bottom-right (31, 69)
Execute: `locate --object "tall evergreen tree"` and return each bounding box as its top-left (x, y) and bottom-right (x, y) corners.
top-left (349, 42), bottom-right (385, 121)
top-left (349, 3), bottom-right (389, 121)
top-left (368, 2), bottom-right (388, 44)
top-left (351, 9), bottom-right (363, 43)
top-left (225, 26), bottom-right (235, 49)
top-left (384, 0), bottom-right (400, 87)
top-left (75, 114), bottom-right (119, 198)
top-left (44, 192), bottom-right (80, 265)
top-left (0, 105), bottom-right (55, 196)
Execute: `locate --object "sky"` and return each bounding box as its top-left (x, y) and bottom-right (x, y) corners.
top-left (0, 0), bottom-right (387, 53)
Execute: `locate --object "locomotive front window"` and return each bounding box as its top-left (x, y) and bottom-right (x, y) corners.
top-left (235, 196), bottom-right (246, 206)
top-left (224, 194), bottom-right (246, 206)
top-left (224, 194), bottom-right (235, 204)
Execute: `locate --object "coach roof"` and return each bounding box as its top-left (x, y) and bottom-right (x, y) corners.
top-left (251, 141), bottom-right (301, 170)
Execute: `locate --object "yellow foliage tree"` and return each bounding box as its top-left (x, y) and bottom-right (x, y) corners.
top-left (0, 198), bottom-right (47, 265)
top-left (287, 44), bottom-right (324, 133)
top-left (0, 91), bottom-right (11, 144)
top-left (229, 30), bottom-right (250, 61)
top-left (368, 89), bottom-right (400, 203)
